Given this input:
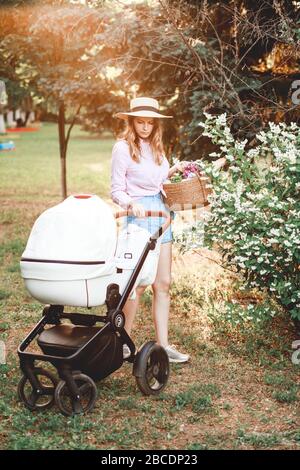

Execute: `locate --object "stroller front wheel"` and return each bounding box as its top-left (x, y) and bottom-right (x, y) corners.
top-left (54, 373), bottom-right (97, 416)
top-left (134, 342), bottom-right (169, 396)
top-left (17, 367), bottom-right (58, 411)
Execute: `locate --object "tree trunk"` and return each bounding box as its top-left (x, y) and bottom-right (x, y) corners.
top-left (7, 110), bottom-right (16, 128)
top-left (58, 101), bottom-right (67, 200)
top-left (0, 114), bottom-right (6, 133)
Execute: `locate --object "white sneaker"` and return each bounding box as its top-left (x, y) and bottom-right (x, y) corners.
top-left (165, 344), bottom-right (190, 363)
top-left (123, 344), bottom-right (131, 359)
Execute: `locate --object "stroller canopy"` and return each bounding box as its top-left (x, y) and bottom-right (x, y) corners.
top-left (21, 194), bottom-right (117, 281)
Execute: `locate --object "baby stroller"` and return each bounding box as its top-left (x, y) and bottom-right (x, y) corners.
top-left (17, 194), bottom-right (171, 416)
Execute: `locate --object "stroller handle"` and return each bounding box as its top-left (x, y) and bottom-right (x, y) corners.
top-left (114, 210), bottom-right (171, 238)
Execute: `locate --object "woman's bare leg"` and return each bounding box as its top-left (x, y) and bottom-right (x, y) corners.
top-left (122, 285), bottom-right (146, 335)
top-left (151, 241), bottom-right (172, 348)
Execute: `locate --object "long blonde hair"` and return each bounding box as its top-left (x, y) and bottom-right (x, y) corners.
top-left (118, 117), bottom-right (165, 165)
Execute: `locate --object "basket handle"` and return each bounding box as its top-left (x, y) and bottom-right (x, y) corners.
top-left (114, 210), bottom-right (171, 240)
top-left (195, 171), bottom-right (211, 203)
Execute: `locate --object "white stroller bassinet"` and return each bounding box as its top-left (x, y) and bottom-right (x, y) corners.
top-left (20, 194), bottom-right (160, 307)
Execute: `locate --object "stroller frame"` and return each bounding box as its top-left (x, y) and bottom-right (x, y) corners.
top-left (17, 210), bottom-right (171, 416)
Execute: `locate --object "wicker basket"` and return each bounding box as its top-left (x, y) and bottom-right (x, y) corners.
top-left (162, 173), bottom-right (213, 211)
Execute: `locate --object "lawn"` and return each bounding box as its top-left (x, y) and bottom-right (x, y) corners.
top-left (0, 123), bottom-right (299, 450)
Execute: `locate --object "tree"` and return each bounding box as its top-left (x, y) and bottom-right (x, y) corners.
top-left (87, 0), bottom-right (300, 160)
top-left (0, 1), bottom-right (111, 198)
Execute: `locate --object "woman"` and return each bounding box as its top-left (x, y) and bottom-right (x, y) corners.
top-left (111, 96), bottom-right (189, 363)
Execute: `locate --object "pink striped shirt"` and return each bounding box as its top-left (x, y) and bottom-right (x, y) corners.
top-left (110, 138), bottom-right (170, 209)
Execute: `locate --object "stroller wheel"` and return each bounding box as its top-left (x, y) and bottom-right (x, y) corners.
top-left (54, 373), bottom-right (97, 417)
top-left (17, 367), bottom-right (58, 411)
top-left (134, 342), bottom-right (169, 396)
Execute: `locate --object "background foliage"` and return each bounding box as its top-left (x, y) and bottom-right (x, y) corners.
top-left (1, 0), bottom-right (299, 159)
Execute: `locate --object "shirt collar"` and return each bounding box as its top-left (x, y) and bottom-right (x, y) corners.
top-left (139, 137), bottom-right (150, 146)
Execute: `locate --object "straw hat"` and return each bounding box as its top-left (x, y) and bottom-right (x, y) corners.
top-left (114, 97), bottom-right (173, 120)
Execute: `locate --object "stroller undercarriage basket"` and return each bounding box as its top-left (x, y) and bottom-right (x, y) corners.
top-left (37, 323), bottom-right (123, 382)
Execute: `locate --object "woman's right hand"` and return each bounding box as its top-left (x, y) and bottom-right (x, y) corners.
top-left (129, 202), bottom-right (146, 217)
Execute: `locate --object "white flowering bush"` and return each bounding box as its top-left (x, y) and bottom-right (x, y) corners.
top-left (176, 113), bottom-right (300, 321)
top-left (222, 299), bottom-right (280, 326)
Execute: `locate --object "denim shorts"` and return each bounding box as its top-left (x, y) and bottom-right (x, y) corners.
top-left (126, 193), bottom-right (175, 244)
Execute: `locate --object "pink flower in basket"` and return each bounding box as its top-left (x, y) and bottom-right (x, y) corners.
top-left (170, 161), bottom-right (204, 183)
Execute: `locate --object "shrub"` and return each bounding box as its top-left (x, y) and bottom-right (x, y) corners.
top-left (176, 114), bottom-right (300, 321)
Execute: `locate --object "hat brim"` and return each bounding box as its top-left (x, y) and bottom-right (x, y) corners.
top-left (114, 110), bottom-right (173, 120)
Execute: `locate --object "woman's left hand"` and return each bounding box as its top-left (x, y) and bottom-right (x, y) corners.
top-left (168, 160), bottom-right (189, 178)
top-left (174, 161), bottom-right (189, 173)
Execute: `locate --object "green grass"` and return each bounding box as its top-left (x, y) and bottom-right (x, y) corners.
top-left (0, 122), bottom-right (111, 200)
top-left (0, 123), bottom-right (299, 450)
top-left (174, 383), bottom-right (220, 413)
top-left (236, 429), bottom-right (281, 449)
